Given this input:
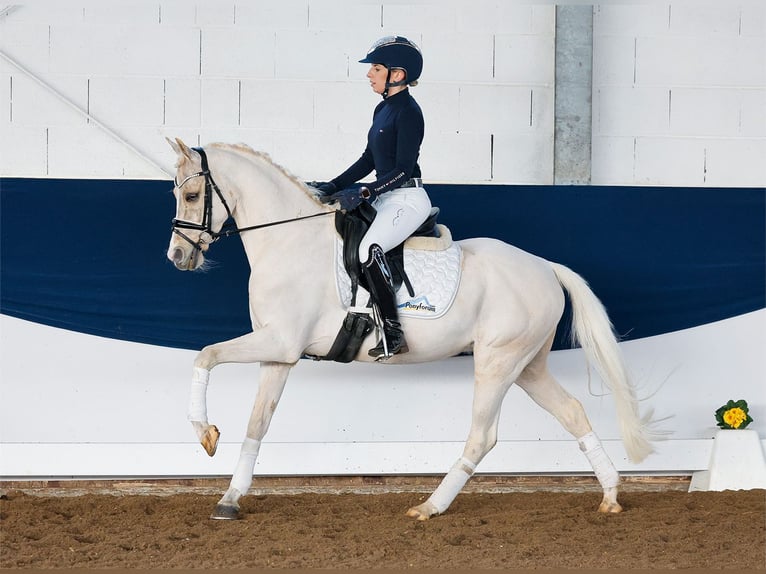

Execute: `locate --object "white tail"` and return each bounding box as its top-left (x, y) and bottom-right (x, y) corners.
top-left (550, 262), bottom-right (658, 463)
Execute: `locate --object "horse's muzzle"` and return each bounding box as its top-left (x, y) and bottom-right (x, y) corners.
top-left (169, 244), bottom-right (201, 271)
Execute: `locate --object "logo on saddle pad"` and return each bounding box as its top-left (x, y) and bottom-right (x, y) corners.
top-left (335, 225), bottom-right (462, 320)
top-left (399, 296), bottom-right (437, 314)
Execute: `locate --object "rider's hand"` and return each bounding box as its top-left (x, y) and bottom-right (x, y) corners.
top-left (328, 187), bottom-right (364, 211)
top-left (308, 181), bottom-right (337, 197)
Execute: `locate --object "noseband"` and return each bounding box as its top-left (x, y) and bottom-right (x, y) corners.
top-left (171, 147), bottom-right (332, 267)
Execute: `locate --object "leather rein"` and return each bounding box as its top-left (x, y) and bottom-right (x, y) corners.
top-left (171, 147), bottom-right (333, 258)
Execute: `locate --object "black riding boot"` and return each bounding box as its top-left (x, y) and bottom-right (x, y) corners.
top-left (362, 245), bottom-right (408, 358)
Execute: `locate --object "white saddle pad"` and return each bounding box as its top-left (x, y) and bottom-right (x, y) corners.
top-left (335, 224), bottom-right (462, 320)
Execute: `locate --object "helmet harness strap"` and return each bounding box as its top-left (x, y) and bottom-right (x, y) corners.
top-left (383, 67), bottom-right (407, 99)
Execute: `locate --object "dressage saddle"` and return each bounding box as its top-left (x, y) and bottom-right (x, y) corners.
top-left (336, 201), bottom-right (441, 306)
top-left (311, 202), bottom-right (441, 363)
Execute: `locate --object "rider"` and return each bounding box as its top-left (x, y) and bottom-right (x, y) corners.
top-left (315, 36), bottom-right (432, 359)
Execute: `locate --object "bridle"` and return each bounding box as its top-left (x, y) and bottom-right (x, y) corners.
top-left (171, 147), bottom-right (333, 265)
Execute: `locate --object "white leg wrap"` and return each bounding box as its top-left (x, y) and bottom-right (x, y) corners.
top-left (578, 431), bottom-right (620, 489)
top-left (230, 438), bottom-right (261, 496)
top-left (427, 457), bottom-right (476, 514)
top-left (188, 367), bottom-right (210, 422)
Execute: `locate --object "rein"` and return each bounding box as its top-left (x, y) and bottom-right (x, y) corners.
top-left (171, 147), bottom-right (333, 258)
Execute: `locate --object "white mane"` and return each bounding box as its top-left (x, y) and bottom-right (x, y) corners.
top-left (207, 142), bottom-right (323, 205)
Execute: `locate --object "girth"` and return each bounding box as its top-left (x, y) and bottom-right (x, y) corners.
top-left (335, 202), bottom-right (441, 306)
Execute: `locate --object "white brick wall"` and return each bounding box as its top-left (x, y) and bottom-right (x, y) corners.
top-left (0, 2), bottom-right (763, 186)
top-left (592, 3), bottom-right (766, 187)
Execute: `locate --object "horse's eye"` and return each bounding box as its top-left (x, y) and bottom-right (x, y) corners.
top-left (185, 193), bottom-right (199, 202)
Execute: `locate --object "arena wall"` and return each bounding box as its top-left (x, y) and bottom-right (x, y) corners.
top-left (1, 1), bottom-right (764, 479)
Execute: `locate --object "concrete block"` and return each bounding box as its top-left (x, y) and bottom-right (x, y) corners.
top-left (740, 89), bottom-right (766, 137)
top-left (240, 80), bottom-right (314, 130)
top-left (3, 4), bottom-right (84, 24)
top-left (670, 88), bottom-right (742, 137)
top-left (0, 74), bottom-right (8, 125)
top-left (308, 1), bottom-right (381, 30)
top-left (594, 86), bottom-right (669, 137)
top-left (271, 129), bottom-right (352, 181)
top-left (704, 139), bottom-right (766, 187)
top-left (9, 74), bottom-right (87, 126)
top-left (458, 85), bottom-right (534, 134)
top-left (47, 125), bottom-right (160, 178)
top-left (196, 3), bottom-right (235, 26)
top-left (493, 133), bottom-right (554, 185)
top-left (414, 83), bottom-right (460, 134)
top-left (454, 4), bottom-right (553, 34)
top-left (49, 25), bottom-right (200, 76)
top-left (83, 4), bottom-right (160, 25)
top-left (313, 82), bottom-right (376, 133)
top-left (201, 79), bottom-right (239, 127)
top-left (740, 4), bottom-right (766, 37)
top-left (593, 4), bottom-right (670, 36)
top-left (0, 23), bottom-right (51, 75)
top-left (669, 4), bottom-right (742, 37)
top-left (202, 27), bottom-right (275, 78)
top-left (495, 34), bottom-right (555, 86)
top-left (89, 77), bottom-right (165, 127)
top-left (530, 5), bottom-right (557, 37)
top-left (235, 0), bottom-right (308, 28)
top-left (422, 32), bottom-right (494, 83)
top-left (383, 4), bottom-right (457, 32)
top-left (636, 36), bottom-right (766, 87)
top-left (634, 136), bottom-right (706, 186)
top-left (275, 31), bottom-right (354, 80)
top-left (420, 132), bottom-right (491, 182)
top-left (157, 3), bottom-right (197, 26)
top-left (591, 135), bottom-right (636, 186)
top-left (198, 127), bottom-right (274, 153)
top-left (592, 35), bottom-right (636, 86)
top-left (164, 79), bottom-right (201, 128)
top-left (0, 126), bottom-right (47, 177)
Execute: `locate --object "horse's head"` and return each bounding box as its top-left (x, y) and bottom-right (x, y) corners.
top-left (166, 137), bottom-right (233, 271)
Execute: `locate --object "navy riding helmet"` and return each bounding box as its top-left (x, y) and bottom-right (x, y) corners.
top-left (359, 36), bottom-right (423, 95)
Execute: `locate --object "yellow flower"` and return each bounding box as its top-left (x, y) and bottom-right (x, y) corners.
top-left (723, 407), bottom-right (747, 429)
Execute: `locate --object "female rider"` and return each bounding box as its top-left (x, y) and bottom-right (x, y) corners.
top-left (314, 36), bottom-right (432, 359)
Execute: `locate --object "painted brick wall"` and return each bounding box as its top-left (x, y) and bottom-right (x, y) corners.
top-left (592, 3), bottom-right (766, 186)
top-left (0, 2), bottom-right (763, 186)
top-left (0, 1), bottom-right (554, 181)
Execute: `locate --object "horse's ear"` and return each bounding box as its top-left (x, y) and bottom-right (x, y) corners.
top-left (166, 137), bottom-right (197, 162)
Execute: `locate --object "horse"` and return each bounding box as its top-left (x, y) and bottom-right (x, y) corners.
top-left (165, 137), bottom-right (661, 521)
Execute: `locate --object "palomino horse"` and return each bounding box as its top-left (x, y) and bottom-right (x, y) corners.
top-left (165, 138), bottom-right (660, 521)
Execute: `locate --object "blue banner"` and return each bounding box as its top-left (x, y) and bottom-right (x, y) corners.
top-left (1, 178), bottom-right (763, 351)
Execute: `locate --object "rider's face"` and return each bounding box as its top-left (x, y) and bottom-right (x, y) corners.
top-left (367, 64), bottom-right (388, 95)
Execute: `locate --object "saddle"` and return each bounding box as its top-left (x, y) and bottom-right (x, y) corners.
top-left (311, 202), bottom-right (441, 363)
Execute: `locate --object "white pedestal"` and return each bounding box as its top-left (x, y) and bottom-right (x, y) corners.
top-left (689, 429), bottom-right (766, 492)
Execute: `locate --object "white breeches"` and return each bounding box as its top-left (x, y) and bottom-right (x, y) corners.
top-left (358, 186), bottom-right (432, 263)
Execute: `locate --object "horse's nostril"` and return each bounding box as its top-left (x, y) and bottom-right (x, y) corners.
top-left (171, 247), bottom-right (185, 264)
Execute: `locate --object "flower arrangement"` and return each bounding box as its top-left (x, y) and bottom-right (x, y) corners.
top-left (714, 399), bottom-right (753, 430)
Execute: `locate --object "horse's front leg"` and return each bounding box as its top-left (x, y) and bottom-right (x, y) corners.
top-left (211, 361), bottom-right (293, 520)
top-left (187, 331), bottom-right (296, 457)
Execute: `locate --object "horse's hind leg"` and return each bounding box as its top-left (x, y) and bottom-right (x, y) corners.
top-left (211, 361), bottom-right (292, 520)
top-left (515, 348), bottom-right (622, 513)
top-left (406, 350), bottom-right (525, 521)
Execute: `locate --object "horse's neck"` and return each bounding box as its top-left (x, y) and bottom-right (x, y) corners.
top-left (229, 158), bottom-right (320, 227)
top-left (220, 151), bottom-right (335, 273)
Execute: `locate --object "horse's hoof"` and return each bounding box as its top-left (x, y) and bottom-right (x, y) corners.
top-left (210, 504), bottom-right (240, 520)
top-left (201, 425), bottom-right (220, 457)
top-left (406, 502), bottom-right (438, 521)
top-left (598, 499), bottom-right (623, 514)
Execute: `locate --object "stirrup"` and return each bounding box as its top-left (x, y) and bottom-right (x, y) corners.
top-left (368, 319), bottom-right (408, 359)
